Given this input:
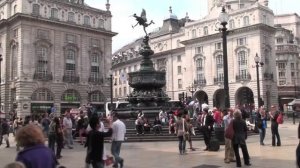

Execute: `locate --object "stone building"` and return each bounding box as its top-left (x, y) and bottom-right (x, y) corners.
top-left (274, 14), bottom-right (300, 107)
top-left (112, 0), bottom-right (281, 110)
top-left (0, 0), bottom-right (116, 117)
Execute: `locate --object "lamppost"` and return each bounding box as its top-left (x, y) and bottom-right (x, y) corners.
top-left (219, 6), bottom-right (230, 108)
top-left (108, 70), bottom-right (114, 112)
top-left (254, 53), bottom-right (264, 108)
top-left (188, 84), bottom-right (196, 98)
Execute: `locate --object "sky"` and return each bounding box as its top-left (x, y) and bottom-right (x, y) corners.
top-left (85, 0), bottom-right (300, 53)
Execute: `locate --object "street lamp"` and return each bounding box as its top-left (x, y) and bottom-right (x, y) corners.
top-left (219, 6), bottom-right (230, 108)
top-left (254, 53), bottom-right (264, 108)
top-left (188, 84), bottom-right (196, 97)
top-left (108, 70), bottom-right (114, 113)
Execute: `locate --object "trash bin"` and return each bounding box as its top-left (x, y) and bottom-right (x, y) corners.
top-left (214, 127), bottom-right (225, 145)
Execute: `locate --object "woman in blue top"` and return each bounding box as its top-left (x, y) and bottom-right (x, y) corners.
top-left (256, 107), bottom-right (267, 145)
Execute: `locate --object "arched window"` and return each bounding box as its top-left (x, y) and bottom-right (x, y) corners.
top-left (61, 89), bottom-right (80, 101)
top-left (229, 20), bottom-right (235, 29)
top-left (243, 16), bottom-right (250, 26)
top-left (36, 46), bottom-right (48, 77)
top-left (195, 58), bottom-right (205, 84)
top-left (32, 4), bottom-right (40, 16)
top-left (13, 5), bottom-right (17, 14)
top-left (31, 88), bottom-right (54, 101)
top-left (68, 12), bottom-right (75, 22)
top-left (238, 51), bottom-right (248, 79)
top-left (90, 53), bottom-right (100, 80)
top-left (90, 91), bottom-right (105, 102)
top-left (216, 55), bottom-right (223, 81)
top-left (203, 26), bottom-right (208, 35)
top-left (66, 49), bottom-right (76, 77)
top-left (84, 16), bottom-right (90, 25)
top-left (192, 29), bottom-right (197, 38)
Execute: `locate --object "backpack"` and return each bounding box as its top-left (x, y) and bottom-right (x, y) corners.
top-left (276, 113), bottom-right (284, 124)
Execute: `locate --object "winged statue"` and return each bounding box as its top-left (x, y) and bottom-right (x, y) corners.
top-left (132, 9), bottom-right (155, 36)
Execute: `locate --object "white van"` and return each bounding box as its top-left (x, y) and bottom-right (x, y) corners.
top-left (105, 101), bottom-right (130, 117)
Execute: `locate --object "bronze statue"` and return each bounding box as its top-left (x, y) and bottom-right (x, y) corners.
top-left (132, 9), bottom-right (154, 36)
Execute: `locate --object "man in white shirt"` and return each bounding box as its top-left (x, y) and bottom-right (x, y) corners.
top-left (63, 111), bottom-right (73, 149)
top-left (111, 112), bottom-right (126, 168)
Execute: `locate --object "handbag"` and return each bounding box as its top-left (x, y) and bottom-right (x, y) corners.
top-left (225, 120), bottom-right (234, 140)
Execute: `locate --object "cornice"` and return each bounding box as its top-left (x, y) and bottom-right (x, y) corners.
top-left (0, 13), bottom-right (117, 37)
top-left (181, 24), bottom-right (276, 46)
top-left (112, 47), bottom-right (185, 69)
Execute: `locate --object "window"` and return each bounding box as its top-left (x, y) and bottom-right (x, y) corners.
top-left (279, 71), bottom-right (285, 78)
top-left (90, 66), bottom-right (99, 78)
top-left (36, 46), bottom-right (48, 77)
top-left (237, 37), bottom-right (247, 46)
top-left (263, 15), bottom-right (267, 24)
top-left (31, 88), bottom-right (53, 101)
top-left (203, 26), bottom-right (208, 35)
top-left (238, 51), bottom-right (248, 79)
top-left (65, 49), bottom-right (76, 76)
top-left (229, 20), bottom-right (235, 29)
top-left (32, 4), bottom-right (40, 16)
top-left (278, 63), bottom-right (286, 69)
top-left (279, 81), bottom-right (286, 85)
top-left (276, 38), bottom-right (283, 44)
top-left (177, 55), bottom-right (181, 62)
top-left (115, 88), bottom-right (118, 97)
top-left (215, 42), bottom-right (222, 50)
top-left (178, 79), bottom-right (182, 89)
top-left (84, 16), bottom-right (90, 25)
top-left (13, 29), bottom-right (18, 38)
top-left (243, 16), bottom-right (250, 26)
top-left (196, 58), bottom-right (203, 71)
top-left (124, 87), bottom-right (127, 96)
top-left (37, 46), bottom-right (47, 60)
top-left (177, 66), bottom-right (182, 74)
top-left (291, 63), bottom-right (295, 69)
top-left (66, 34), bottom-right (76, 43)
top-left (13, 5), bottom-right (17, 14)
top-left (192, 29), bottom-right (196, 38)
top-left (216, 55), bottom-right (223, 81)
top-left (68, 12), bottom-right (75, 22)
top-left (292, 72), bottom-right (295, 77)
top-left (98, 19), bottom-right (104, 28)
top-left (119, 88), bottom-right (122, 97)
top-left (195, 46), bottom-right (203, 54)
top-left (12, 46), bottom-right (18, 79)
top-left (134, 65), bottom-right (137, 71)
top-left (61, 89), bottom-right (80, 101)
top-left (51, 8), bottom-right (58, 19)
top-left (239, 4), bottom-right (245, 9)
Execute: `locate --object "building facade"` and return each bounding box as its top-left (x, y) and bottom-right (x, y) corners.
top-left (112, 0), bottom-right (281, 110)
top-left (0, 0), bottom-right (116, 117)
top-left (274, 14), bottom-right (300, 107)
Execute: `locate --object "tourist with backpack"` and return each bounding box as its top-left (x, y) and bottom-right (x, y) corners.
top-left (269, 105), bottom-right (281, 146)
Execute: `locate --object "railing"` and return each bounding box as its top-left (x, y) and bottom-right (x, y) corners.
top-left (194, 79), bottom-right (206, 87)
top-left (62, 75), bottom-right (80, 83)
top-left (88, 77), bottom-right (103, 84)
top-left (33, 72), bottom-right (53, 81)
top-left (236, 73), bottom-right (251, 82)
top-left (276, 44), bottom-right (299, 53)
top-left (214, 77), bottom-right (224, 84)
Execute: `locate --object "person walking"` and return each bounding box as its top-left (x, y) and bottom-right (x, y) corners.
top-left (269, 105), bottom-right (281, 146)
top-left (223, 108), bottom-right (235, 163)
top-left (85, 116), bottom-right (112, 168)
top-left (199, 106), bottom-right (214, 151)
top-left (111, 112), bottom-right (126, 168)
top-left (257, 107), bottom-right (267, 145)
top-left (232, 109), bottom-right (251, 167)
top-left (175, 111), bottom-right (188, 155)
top-left (63, 111), bottom-right (73, 149)
top-left (1, 119), bottom-right (10, 148)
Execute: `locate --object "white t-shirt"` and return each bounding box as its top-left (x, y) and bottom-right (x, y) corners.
top-left (112, 119), bottom-right (126, 141)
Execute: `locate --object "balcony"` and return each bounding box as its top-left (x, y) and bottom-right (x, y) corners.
top-left (236, 73), bottom-right (251, 82)
top-left (264, 73), bottom-right (274, 80)
top-left (194, 79), bottom-right (206, 87)
top-left (214, 77), bottom-right (224, 84)
top-left (63, 75), bottom-right (79, 83)
top-left (276, 44), bottom-right (299, 53)
top-left (33, 72), bottom-right (53, 81)
top-left (88, 77), bottom-right (103, 85)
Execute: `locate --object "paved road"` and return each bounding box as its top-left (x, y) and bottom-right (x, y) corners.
top-left (0, 119), bottom-right (298, 168)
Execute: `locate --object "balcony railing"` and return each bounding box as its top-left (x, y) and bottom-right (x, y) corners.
top-left (63, 75), bottom-right (80, 83)
top-left (236, 73), bottom-right (251, 82)
top-left (214, 77), bottom-right (224, 84)
top-left (194, 79), bottom-right (206, 87)
top-left (33, 72), bottom-right (53, 81)
top-left (88, 77), bottom-right (103, 84)
top-left (264, 73), bottom-right (274, 80)
top-left (276, 44), bottom-right (299, 53)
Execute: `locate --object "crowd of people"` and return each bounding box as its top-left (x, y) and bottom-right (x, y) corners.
top-left (0, 102), bottom-right (288, 168)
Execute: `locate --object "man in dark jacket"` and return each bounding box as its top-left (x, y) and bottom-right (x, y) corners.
top-left (1, 119), bottom-right (10, 148)
top-left (269, 105), bottom-right (281, 146)
top-left (85, 116), bottom-right (112, 168)
top-left (200, 108), bottom-right (214, 151)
